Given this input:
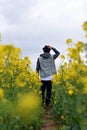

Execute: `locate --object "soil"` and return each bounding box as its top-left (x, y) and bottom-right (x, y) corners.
top-left (41, 107), bottom-right (61, 130)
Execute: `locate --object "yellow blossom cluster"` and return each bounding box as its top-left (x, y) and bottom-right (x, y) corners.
top-left (0, 44), bottom-right (42, 129)
top-left (0, 44), bottom-right (41, 99)
top-left (52, 37), bottom-right (87, 129)
top-left (53, 38), bottom-right (87, 97)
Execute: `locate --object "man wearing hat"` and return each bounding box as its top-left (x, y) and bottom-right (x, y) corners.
top-left (36, 45), bottom-right (60, 108)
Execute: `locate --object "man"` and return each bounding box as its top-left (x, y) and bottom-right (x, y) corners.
top-left (36, 45), bottom-right (60, 108)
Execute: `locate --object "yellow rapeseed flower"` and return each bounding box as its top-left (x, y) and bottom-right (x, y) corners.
top-left (60, 54), bottom-right (65, 59)
top-left (68, 67), bottom-right (78, 79)
top-left (66, 82), bottom-right (73, 89)
top-left (0, 88), bottom-right (4, 99)
top-left (66, 39), bottom-right (73, 44)
top-left (75, 41), bottom-right (84, 52)
top-left (82, 21), bottom-right (87, 37)
top-left (81, 76), bottom-right (87, 94)
top-left (83, 85), bottom-right (87, 94)
top-left (68, 89), bottom-right (74, 95)
top-left (68, 48), bottom-right (79, 60)
top-left (85, 33), bottom-right (87, 37)
top-left (8, 70), bottom-right (13, 76)
top-left (64, 74), bottom-right (69, 80)
top-left (60, 115), bottom-right (64, 120)
top-left (83, 21), bottom-right (87, 31)
top-left (15, 74), bottom-right (26, 87)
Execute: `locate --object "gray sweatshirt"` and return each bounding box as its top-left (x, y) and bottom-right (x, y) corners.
top-left (36, 48), bottom-right (60, 78)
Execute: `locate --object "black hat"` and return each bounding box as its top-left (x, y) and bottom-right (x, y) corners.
top-left (43, 45), bottom-right (51, 52)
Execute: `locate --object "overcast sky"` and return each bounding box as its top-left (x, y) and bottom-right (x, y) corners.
top-left (0, 0), bottom-right (87, 69)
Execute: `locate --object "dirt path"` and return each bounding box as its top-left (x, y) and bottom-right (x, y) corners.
top-left (41, 108), bottom-right (61, 130)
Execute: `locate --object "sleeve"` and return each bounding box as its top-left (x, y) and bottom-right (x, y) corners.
top-left (36, 58), bottom-right (40, 73)
top-left (52, 48), bottom-right (60, 59)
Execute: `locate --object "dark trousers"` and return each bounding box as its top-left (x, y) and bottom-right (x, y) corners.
top-left (41, 80), bottom-right (52, 106)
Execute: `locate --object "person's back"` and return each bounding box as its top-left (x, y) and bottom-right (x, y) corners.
top-left (38, 53), bottom-right (56, 78)
top-left (36, 45), bottom-right (60, 108)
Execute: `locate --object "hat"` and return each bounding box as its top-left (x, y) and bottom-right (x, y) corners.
top-left (43, 45), bottom-right (51, 52)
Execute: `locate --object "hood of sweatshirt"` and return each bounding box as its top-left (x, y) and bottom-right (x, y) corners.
top-left (40, 52), bottom-right (51, 59)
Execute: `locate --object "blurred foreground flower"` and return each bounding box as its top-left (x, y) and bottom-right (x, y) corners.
top-left (0, 88), bottom-right (4, 99)
top-left (16, 92), bottom-right (41, 124)
top-left (0, 116), bottom-right (3, 122)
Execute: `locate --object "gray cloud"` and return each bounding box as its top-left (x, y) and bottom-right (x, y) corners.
top-left (0, 0), bottom-right (87, 69)
top-left (0, 0), bottom-right (38, 23)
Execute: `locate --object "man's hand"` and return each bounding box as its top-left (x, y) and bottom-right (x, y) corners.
top-left (48, 46), bottom-right (52, 49)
